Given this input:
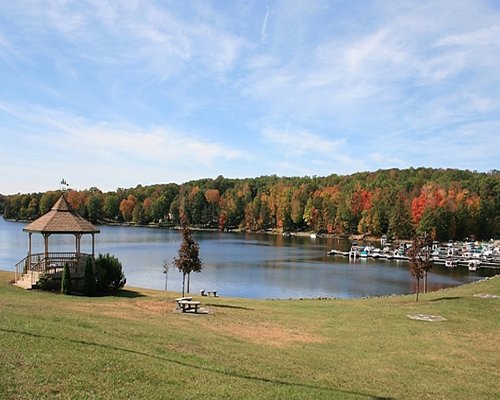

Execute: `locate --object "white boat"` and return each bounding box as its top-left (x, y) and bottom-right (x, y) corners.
top-left (349, 245), bottom-right (362, 258)
top-left (468, 260), bottom-right (480, 271)
top-left (445, 259), bottom-right (458, 268)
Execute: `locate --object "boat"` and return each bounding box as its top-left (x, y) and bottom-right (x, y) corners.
top-left (468, 260), bottom-right (480, 271)
top-left (359, 248), bottom-right (369, 258)
top-left (445, 259), bottom-right (458, 268)
top-left (349, 245), bottom-right (362, 258)
top-left (327, 249), bottom-right (349, 257)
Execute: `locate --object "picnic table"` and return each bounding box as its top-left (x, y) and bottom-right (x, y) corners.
top-left (178, 300), bottom-right (201, 313)
top-left (175, 297), bottom-right (201, 313)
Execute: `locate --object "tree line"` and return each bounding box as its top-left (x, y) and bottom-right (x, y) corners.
top-left (2, 168), bottom-right (499, 241)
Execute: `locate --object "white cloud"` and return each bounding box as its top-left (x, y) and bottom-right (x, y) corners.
top-left (0, 101), bottom-right (244, 170)
top-left (1, 0), bottom-right (499, 191)
top-left (262, 127), bottom-right (345, 156)
top-left (11, 1), bottom-right (244, 81)
top-left (436, 25), bottom-right (500, 47)
top-left (260, 5), bottom-right (270, 44)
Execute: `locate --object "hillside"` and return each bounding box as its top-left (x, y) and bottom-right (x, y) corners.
top-left (3, 168), bottom-right (499, 240)
top-left (0, 271), bottom-right (498, 399)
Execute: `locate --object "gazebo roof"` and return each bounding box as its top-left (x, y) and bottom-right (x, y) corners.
top-left (23, 195), bottom-right (100, 234)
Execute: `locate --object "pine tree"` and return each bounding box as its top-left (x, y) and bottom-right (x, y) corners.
top-left (83, 257), bottom-right (96, 296)
top-left (61, 263), bottom-right (72, 295)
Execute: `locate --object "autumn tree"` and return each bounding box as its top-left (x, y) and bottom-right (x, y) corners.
top-left (119, 195), bottom-right (137, 222)
top-left (66, 190), bottom-right (87, 217)
top-left (174, 219), bottom-right (202, 297)
top-left (407, 234), bottom-right (433, 301)
top-left (3, 168), bottom-right (498, 240)
top-left (204, 189), bottom-right (221, 227)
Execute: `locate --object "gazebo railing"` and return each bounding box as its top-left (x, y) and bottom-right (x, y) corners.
top-left (15, 252), bottom-right (93, 286)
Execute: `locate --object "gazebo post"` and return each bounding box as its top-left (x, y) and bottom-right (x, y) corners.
top-left (28, 232), bottom-right (32, 269)
top-left (75, 233), bottom-right (82, 256)
top-left (91, 233), bottom-right (95, 257)
top-left (43, 233), bottom-right (50, 272)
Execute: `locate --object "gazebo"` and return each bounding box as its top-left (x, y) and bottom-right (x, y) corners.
top-left (14, 195), bottom-right (100, 289)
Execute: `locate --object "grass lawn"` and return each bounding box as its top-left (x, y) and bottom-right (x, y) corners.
top-left (0, 270), bottom-right (498, 400)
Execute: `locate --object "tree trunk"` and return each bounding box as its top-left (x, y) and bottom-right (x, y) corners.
top-left (182, 273), bottom-right (186, 297)
top-left (187, 273), bottom-right (190, 294)
top-left (415, 278), bottom-right (420, 302)
top-left (424, 271), bottom-right (427, 293)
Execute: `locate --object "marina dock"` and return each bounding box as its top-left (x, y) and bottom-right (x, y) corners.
top-left (327, 241), bottom-right (500, 270)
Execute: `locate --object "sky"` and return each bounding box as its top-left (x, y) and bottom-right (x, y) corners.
top-left (1, 0), bottom-right (499, 194)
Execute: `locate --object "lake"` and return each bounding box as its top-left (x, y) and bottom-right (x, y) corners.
top-left (0, 217), bottom-right (495, 299)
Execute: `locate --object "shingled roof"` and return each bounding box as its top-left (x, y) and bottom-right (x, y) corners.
top-left (23, 195), bottom-right (100, 234)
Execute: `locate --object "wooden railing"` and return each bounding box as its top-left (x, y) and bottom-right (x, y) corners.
top-left (15, 252), bottom-right (93, 286)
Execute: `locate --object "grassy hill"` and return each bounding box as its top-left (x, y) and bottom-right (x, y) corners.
top-left (0, 270), bottom-right (498, 399)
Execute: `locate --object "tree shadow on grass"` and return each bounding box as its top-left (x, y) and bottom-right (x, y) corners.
top-left (429, 296), bottom-right (462, 302)
top-left (205, 303), bottom-right (253, 310)
top-left (108, 289), bottom-right (146, 299)
top-left (1, 327), bottom-right (393, 400)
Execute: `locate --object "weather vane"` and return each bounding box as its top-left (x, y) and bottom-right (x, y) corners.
top-left (60, 178), bottom-right (70, 192)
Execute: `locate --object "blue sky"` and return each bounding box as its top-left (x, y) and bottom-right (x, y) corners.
top-left (1, 0), bottom-right (499, 194)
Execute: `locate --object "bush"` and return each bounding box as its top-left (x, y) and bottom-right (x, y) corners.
top-left (37, 274), bottom-right (61, 291)
top-left (95, 253), bottom-right (126, 293)
top-left (83, 257), bottom-right (96, 296)
top-left (61, 263), bottom-right (72, 294)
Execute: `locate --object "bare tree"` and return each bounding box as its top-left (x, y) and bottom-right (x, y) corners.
top-left (162, 259), bottom-right (170, 291)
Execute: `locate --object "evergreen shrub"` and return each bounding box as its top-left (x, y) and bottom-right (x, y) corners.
top-left (83, 257), bottom-right (96, 296)
top-left (95, 253), bottom-right (126, 293)
top-left (61, 263), bottom-right (72, 294)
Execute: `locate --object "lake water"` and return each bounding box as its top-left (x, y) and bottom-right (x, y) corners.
top-left (0, 217), bottom-right (495, 299)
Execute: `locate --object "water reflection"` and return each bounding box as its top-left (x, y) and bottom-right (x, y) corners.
top-left (0, 218), bottom-right (495, 299)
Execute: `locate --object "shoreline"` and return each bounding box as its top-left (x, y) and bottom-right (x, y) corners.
top-left (5, 216), bottom-right (498, 246)
top-left (3, 268), bottom-right (497, 302)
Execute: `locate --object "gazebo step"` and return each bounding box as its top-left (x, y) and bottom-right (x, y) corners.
top-left (14, 272), bottom-right (42, 290)
top-left (14, 280), bottom-right (34, 290)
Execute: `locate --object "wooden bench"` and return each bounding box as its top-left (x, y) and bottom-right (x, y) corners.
top-left (200, 290), bottom-right (218, 297)
top-left (177, 300), bottom-right (201, 313)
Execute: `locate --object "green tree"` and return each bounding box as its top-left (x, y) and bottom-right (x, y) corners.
top-left (174, 219), bottom-right (202, 297)
top-left (61, 263), bottom-right (72, 295)
top-left (86, 195), bottom-right (103, 224)
top-left (39, 192), bottom-right (59, 215)
top-left (103, 194), bottom-right (120, 220)
top-left (388, 193), bottom-right (414, 239)
top-left (132, 202), bottom-right (145, 224)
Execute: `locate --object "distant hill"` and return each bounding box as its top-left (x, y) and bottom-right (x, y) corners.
top-left (3, 168), bottom-right (499, 240)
